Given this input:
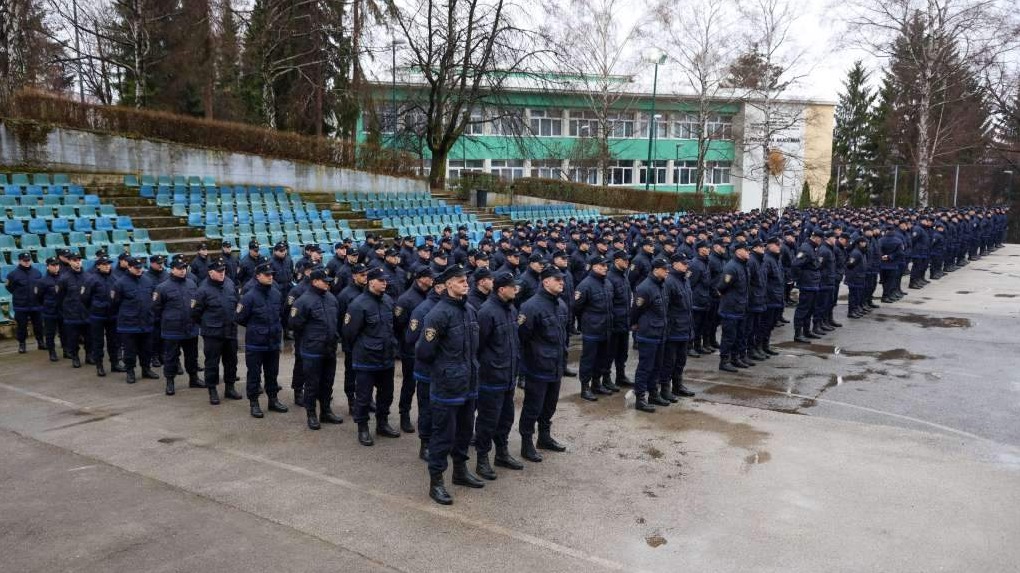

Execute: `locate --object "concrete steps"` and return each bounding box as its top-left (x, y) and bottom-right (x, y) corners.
top-left (92, 186), bottom-right (216, 254)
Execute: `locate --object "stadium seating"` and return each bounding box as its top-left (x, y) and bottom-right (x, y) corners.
top-left (494, 204), bottom-right (601, 222)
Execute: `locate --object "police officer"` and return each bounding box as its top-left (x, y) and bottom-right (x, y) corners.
top-left (82, 255), bottom-right (117, 377)
top-left (236, 263), bottom-right (287, 418)
top-left (111, 257), bottom-right (159, 384)
top-left (337, 262), bottom-right (368, 411)
top-left (688, 241), bottom-right (713, 356)
top-left (146, 255), bottom-right (168, 369)
top-left (745, 240), bottom-right (769, 362)
top-left (342, 267), bottom-right (400, 446)
top-left (191, 258), bottom-right (241, 405)
top-left (845, 236), bottom-right (869, 319)
top-left (516, 253), bottom-right (545, 304)
top-left (237, 241), bottom-right (265, 289)
top-left (606, 250), bottom-right (631, 388)
top-left (394, 267), bottom-right (434, 434)
top-left (7, 252), bottom-right (44, 353)
top-left (717, 243), bottom-right (750, 372)
top-left (383, 248), bottom-right (407, 299)
top-left (761, 237), bottom-right (785, 355)
top-left (631, 258), bottom-right (670, 412)
top-left (573, 254), bottom-right (614, 401)
top-left (153, 256), bottom-right (203, 395)
top-left (57, 252), bottom-right (89, 368)
top-left (286, 261), bottom-right (313, 406)
top-left (517, 265), bottom-right (570, 462)
top-left (406, 275), bottom-right (447, 460)
top-left (792, 230), bottom-right (823, 343)
top-left (416, 265), bottom-right (483, 505)
top-left (879, 226), bottom-right (904, 303)
top-left (467, 268), bottom-right (493, 310)
top-left (474, 271), bottom-right (524, 480)
top-left (220, 241), bottom-right (237, 282)
top-left (661, 252), bottom-right (696, 401)
top-left (189, 243), bottom-right (211, 284)
top-left (35, 257), bottom-right (62, 362)
top-left (290, 269), bottom-right (343, 430)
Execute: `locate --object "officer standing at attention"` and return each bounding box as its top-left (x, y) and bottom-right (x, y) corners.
top-left (660, 252), bottom-right (697, 401)
top-left (237, 241), bottom-right (264, 289)
top-left (337, 263), bottom-right (368, 413)
top-left (146, 255), bottom-right (168, 370)
top-left (34, 257), bottom-right (63, 362)
top-left (220, 241), bottom-right (237, 283)
top-left (191, 258), bottom-right (242, 405)
top-left (416, 265), bottom-right (484, 505)
top-left (110, 257), bottom-right (159, 384)
top-left (189, 243), bottom-right (211, 284)
top-left (82, 256), bottom-right (118, 377)
top-left (606, 250), bottom-right (631, 389)
top-left (517, 265), bottom-right (570, 462)
top-left (290, 269), bottom-right (343, 430)
top-left (573, 254), bottom-right (614, 401)
top-left (474, 271), bottom-right (524, 480)
top-left (394, 267), bottom-right (434, 434)
top-left (7, 252), bottom-right (44, 354)
top-left (153, 256), bottom-right (204, 396)
top-left (343, 267), bottom-right (400, 446)
top-left (792, 230), bottom-right (823, 343)
top-left (57, 252), bottom-right (90, 368)
top-left (235, 263), bottom-right (288, 418)
top-left (630, 258), bottom-right (670, 412)
top-left (716, 243), bottom-right (750, 372)
top-left (405, 274), bottom-right (448, 460)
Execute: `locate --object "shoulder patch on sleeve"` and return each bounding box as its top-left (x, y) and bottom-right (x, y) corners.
top-left (236, 303), bottom-right (243, 314)
top-left (290, 307), bottom-right (298, 317)
top-left (344, 312), bottom-right (352, 325)
top-left (636, 297), bottom-right (645, 307)
top-left (409, 318), bottom-right (419, 331)
top-left (574, 290), bottom-right (581, 301)
top-left (424, 327), bottom-right (437, 342)
top-left (394, 305), bottom-right (403, 316)
top-left (190, 299), bottom-right (197, 308)
top-left (796, 252), bottom-right (805, 259)
top-left (152, 292), bottom-right (159, 302)
top-left (517, 313), bottom-right (527, 325)
top-left (80, 286), bottom-right (86, 295)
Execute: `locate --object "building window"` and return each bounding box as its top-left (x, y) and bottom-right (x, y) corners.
top-left (568, 110), bottom-right (600, 137)
top-left (491, 159), bottom-right (525, 181)
top-left (531, 159), bottom-right (563, 179)
top-left (529, 109), bottom-right (562, 137)
top-left (569, 167), bottom-right (598, 185)
top-left (608, 160), bottom-right (634, 185)
top-left (638, 160), bottom-right (668, 185)
top-left (672, 113), bottom-right (698, 140)
top-left (640, 113), bottom-right (668, 139)
top-left (464, 108), bottom-right (485, 135)
top-left (608, 112), bottom-right (635, 138)
top-left (673, 160), bottom-right (698, 185)
top-left (707, 161), bottom-right (732, 184)
top-left (448, 160), bottom-right (484, 182)
top-left (706, 115), bottom-right (733, 140)
top-left (493, 111), bottom-right (525, 136)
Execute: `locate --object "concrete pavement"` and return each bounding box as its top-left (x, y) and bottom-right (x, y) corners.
top-left (1, 246), bottom-right (1019, 572)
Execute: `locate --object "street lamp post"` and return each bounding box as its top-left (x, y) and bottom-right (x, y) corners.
top-left (390, 38), bottom-right (406, 147)
top-left (644, 52), bottom-right (667, 192)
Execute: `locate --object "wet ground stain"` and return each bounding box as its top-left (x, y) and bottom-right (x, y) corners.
top-left (995, 294), bottom-right (1017, 298)
top-left (157, 437), bottom-right (184, 444)
top-left (645, 534), bottom-right (667, 548)
top-left (774, 341), bottom-right (929, 361)
top-left (956, 290), bottom-right (973, 294)
top-left (643, 446), bottom-right (665, 459)
top-left (46, 411), bottom-right (120, 432)
top-left (881, 313), bottom-right (972, 328)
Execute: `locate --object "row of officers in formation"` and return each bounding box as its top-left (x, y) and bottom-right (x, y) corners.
top-left (5, 205), bottom-right (1009, 505)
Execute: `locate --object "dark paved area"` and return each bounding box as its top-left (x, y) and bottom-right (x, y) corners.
top-left (1, 246), bottom-right (1019, 572)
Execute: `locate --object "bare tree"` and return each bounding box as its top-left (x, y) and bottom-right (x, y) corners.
top-left (542, 0), bottom-right (643, 188)
top-left (844, 0), bottom-right (1020, 206)
top-left (656, 0), bottom-right (740, 195)
top-left (385, 0), bottom-right (545, 190)
top-left (2, 0), bottom-right (69, 111)
top-left (729, 0), bottom-right (811, 210)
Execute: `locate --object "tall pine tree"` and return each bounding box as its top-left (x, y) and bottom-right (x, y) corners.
top-left (832, 61), bottom-right (878, 207)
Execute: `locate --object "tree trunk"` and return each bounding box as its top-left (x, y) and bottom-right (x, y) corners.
top-left (915, 83), bottom-right (932, 207)
top-left (760, 142), bottom-right (771, 211)
top-left (261, 73), bottom-right (276, 128)
top-left (429, 145), bottom-right (449, 190)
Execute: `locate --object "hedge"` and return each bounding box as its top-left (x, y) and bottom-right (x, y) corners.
top-left (497, 177), bottom-right (740, 214)
top-left (5, 89), bottom-right (421, 179)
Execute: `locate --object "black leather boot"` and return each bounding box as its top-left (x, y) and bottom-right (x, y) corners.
top-left (293, 388), bottom-right (304, 407)
top-left (188, 374), bottom-right (205, 388)
top-left (602, 373), bottom-right (620, 393)
top-left (732, 355), bottom-right (750, 369)
top-left (429, 471), bottom-right (453, 505)
top-left (126, 369), bottom-right (136, 384)
top-left (635, 392), bottom-right (656, 413)
top-left (494, 446), bottom-right (524, 470)
top-left (208, 386), bottom-right (220, 405)
top-left (111, 360), bottom-right (126, 372)
top-left (377, 419), bottom-right (401, 438)
top-left (400, 413), bottom-right (416, 433)
top-left (811, 323), bottom-right (827, 337)
top-left (71, 354), bottom-right (81, 368)
top-left (537, 431), bottom-right (567, 452)
top-left (687, 345), bottom-right (701, 358)
top-left (165, 377), bottom-right (175, 396)
top-left (616, 374), bottom-right (633, 387)
top-left (660, 384), bottom-right (679, 403)
top-left (142, 368), bottom-right (160, 380)
top-left (18, 342), bottom-right (26, 354)
top-left (649, 387), bottom-right (670, 406)
top-left (49, 348), bottom-right (58, 362)
top-left (719, 355), bottom-right (739, 372)
top-left (96, 363), bottom-right (106, 377)
top-left (250, 399), bottom-right (264, 419)
top-left (563, 365), bottom-right (577, 377)
top-left (592, 377), bottom-right (612, 395)
top-left (268, 395), bottom-right (289, 413)
top-left (829, 318), bottom-right (843, 328)
top-left (358, 423), bottom-right (374, 446)
top-left (419, 441), bottom-right (429, 461)
top-left (521, 435), bottom-right (542, 462)
top-left (224, 384), bottom-right (242, 400)
top-left (580, 378), bottom-right (597, 401)
top-left (673, 379), bottom-right (695, 397)
top-left (452, 462), bottom-right (486, 488)
top-left (763, 341), bottom-right (780, 355)
top-left (475, 450), bottom-right (495, 477)
top-left (750, 347), bottom-right (768, 361)
top-left (306, 406), bottom-right (321, 430)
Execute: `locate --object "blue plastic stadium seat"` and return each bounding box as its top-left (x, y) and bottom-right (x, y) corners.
top-left (3, 219), bottom-right (26, 236)
top-left (124, 174), bottom-right (139, 187)
top-left (83, 195), bottom-right (100, 206)
top-left (187, 213), bottom-right (202, 227)
top-left (27, 218), bottom-right (48, 234)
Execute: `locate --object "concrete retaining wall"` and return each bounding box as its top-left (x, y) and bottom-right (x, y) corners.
top-left (0, 123), bottom-right (427, 194)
